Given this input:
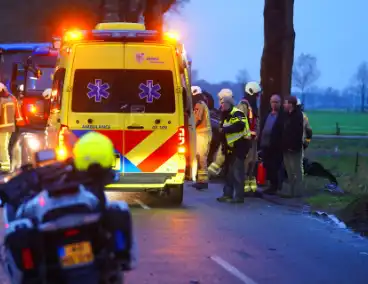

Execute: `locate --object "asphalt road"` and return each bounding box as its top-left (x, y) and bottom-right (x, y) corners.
top-left (115, 184), bottom-right (368, 284)
top-left (1, 183), bottom-right (368, 284)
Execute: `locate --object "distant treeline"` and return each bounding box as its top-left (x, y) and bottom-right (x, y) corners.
top-left (193, 79), bottom-right (367, 111)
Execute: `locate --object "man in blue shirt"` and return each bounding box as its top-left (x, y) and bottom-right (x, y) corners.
top-left (259, 94), bottom-right (284, 194)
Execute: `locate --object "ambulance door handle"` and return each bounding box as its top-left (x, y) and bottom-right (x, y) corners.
top-left (127, 125), bottom-right (144, 129)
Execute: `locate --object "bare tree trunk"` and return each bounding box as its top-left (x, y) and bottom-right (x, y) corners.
top-left (260, 0), bottom-right (295, 120)
top-left (144, 0), bottom-right (163, 35)
top-left (281, 0), bottom-right (295, 97)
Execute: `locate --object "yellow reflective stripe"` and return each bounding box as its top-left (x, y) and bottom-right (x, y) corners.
top-left (226, 132), bottom-right (244, 145)
top-left (223, 107), bottom-right (252, 146)
top-left (229, 117), bottom-right (241, 123)
top-left (204, 105), bottom-right (212, 130)
top-left (209, 163), bottom-right (220, 170)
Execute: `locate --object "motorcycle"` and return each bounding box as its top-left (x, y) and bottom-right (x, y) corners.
top-left (0, 149), bottom-right (137, 284)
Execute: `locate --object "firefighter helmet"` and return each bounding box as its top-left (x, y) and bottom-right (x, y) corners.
top-left (42, 88), bottom-right (52, 99)
top-left (245, 82), bottom-right (261, 96)
top-left (191, 86), bottom-right (202, 96)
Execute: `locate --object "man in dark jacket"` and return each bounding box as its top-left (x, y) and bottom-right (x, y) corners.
top-left (259, 94), bottom-right (284, 194)
top-left (281, 96), bottom-right (304, 197)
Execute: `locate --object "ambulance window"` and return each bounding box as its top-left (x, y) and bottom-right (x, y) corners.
top-left (121, 70), bottom-right (175, 113)
top-left (51, 68), bottom-right (65, 110)
top-left (72, 69), bottom-right (175, 113)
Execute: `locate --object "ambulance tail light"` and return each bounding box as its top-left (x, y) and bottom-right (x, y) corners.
top-left (57, 125), bottom-right (69, 161)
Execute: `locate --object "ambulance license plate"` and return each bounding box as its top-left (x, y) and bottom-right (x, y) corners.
top-left (59, 241), bottom-right (94, 268)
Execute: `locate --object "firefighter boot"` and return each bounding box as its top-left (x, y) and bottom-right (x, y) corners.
top-left (249, 177), bottom-right (258, 192)
top-left (192, 182), bottom-right (209, 190)
top-left (250, 177), bottom-right (263, 197)
top-left (244, 177), bottom-right (253, 197)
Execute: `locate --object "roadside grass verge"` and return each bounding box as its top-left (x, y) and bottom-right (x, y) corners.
top-left (303, 138), bottom-right (368, 212)
top-left (306, 111), bottom-right (368, 136)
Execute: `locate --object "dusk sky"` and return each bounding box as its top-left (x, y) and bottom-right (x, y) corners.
top-left (165, 0), bottom-right (368, 90)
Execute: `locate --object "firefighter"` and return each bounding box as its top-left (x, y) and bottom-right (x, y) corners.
top-left (297, 98), bottom-right (312, 150)
top-left (237, 82), bottom-right (262, 196)
top-left (0, 83), bottom-right (16, 173)
top-left (207, 92), bottom-right (235, 178)
top-left (5, 84), bottom-right (25, 170)
top-left (216, 89), bottom-right (251, 203)
top-left (191, 86), bottom-right (212, 190)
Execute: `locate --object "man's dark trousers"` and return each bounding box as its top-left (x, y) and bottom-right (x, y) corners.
top-left (262, 147), bottom-right (283, 191)
top-left (223, 153), bottom-right (245, 200)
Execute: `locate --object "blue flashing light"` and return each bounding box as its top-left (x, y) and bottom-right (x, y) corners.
top-left (0, 43), bottom-right (52, 52)
top-left (32, 47), bottom-right (59, 57)
top-left (33, 46), bottom-right (50, 55)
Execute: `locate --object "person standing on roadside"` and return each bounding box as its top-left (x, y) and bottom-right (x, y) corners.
top-left (0, 83), bottom-right (16, 173)
top-left (296, 98), bottom-right (312, 151)
top-left (216, 89), bottom-right (251, 204)
top-left (258, 94), bottom-right (284, 195)
top-left (281, 96), bottom-right (304, 197)
top-left (238, 82), bottom-right (262, 196)
top-left (191, 86), bottom-right (212, 190)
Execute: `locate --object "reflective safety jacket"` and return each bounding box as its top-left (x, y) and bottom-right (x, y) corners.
top-left (9, 94), bottom-right (25, 127)
top-left (0, 96), bottom-right (15, 133)
top-left (194, 100), bottom-right (212, 136)
top-left (223, 107), bottom-right (251, 148)
top-left (237, 98), bottom-right (257, 135)
top-left (0, 92), bottom-right (25, 132)
top-left (302, 112), bottom-right (312, 143)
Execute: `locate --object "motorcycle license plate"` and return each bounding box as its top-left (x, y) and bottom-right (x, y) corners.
top-left (59, 241), bottom-right (94, 267)
top-left (112, 154), bottom-right (121, 171)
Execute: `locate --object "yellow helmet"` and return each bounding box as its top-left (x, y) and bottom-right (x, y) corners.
top-left (73, 132), bottom-right (115, 171)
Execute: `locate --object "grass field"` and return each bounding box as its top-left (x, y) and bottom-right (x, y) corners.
top-left (304, 138), bottom-right (368, 211)
top-left (306, 111), bottom-right (368, 135)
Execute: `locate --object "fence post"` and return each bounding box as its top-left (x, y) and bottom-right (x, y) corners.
top-left (336, 122), bottom-right (340, 135)
top-left (355, 152), bottom-right (359, 173)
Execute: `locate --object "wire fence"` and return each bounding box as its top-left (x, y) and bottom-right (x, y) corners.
top-left (305, 137), bottom-right (368, 194)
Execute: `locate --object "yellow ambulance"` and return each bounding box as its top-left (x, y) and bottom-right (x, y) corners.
top-left (45, 23), bottom-right (197, 204)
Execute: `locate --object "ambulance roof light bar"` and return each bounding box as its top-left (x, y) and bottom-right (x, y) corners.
top-left (92, 29), bottom-right (158, 40)
top-left (63, 29), bottom-right (179, 43)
